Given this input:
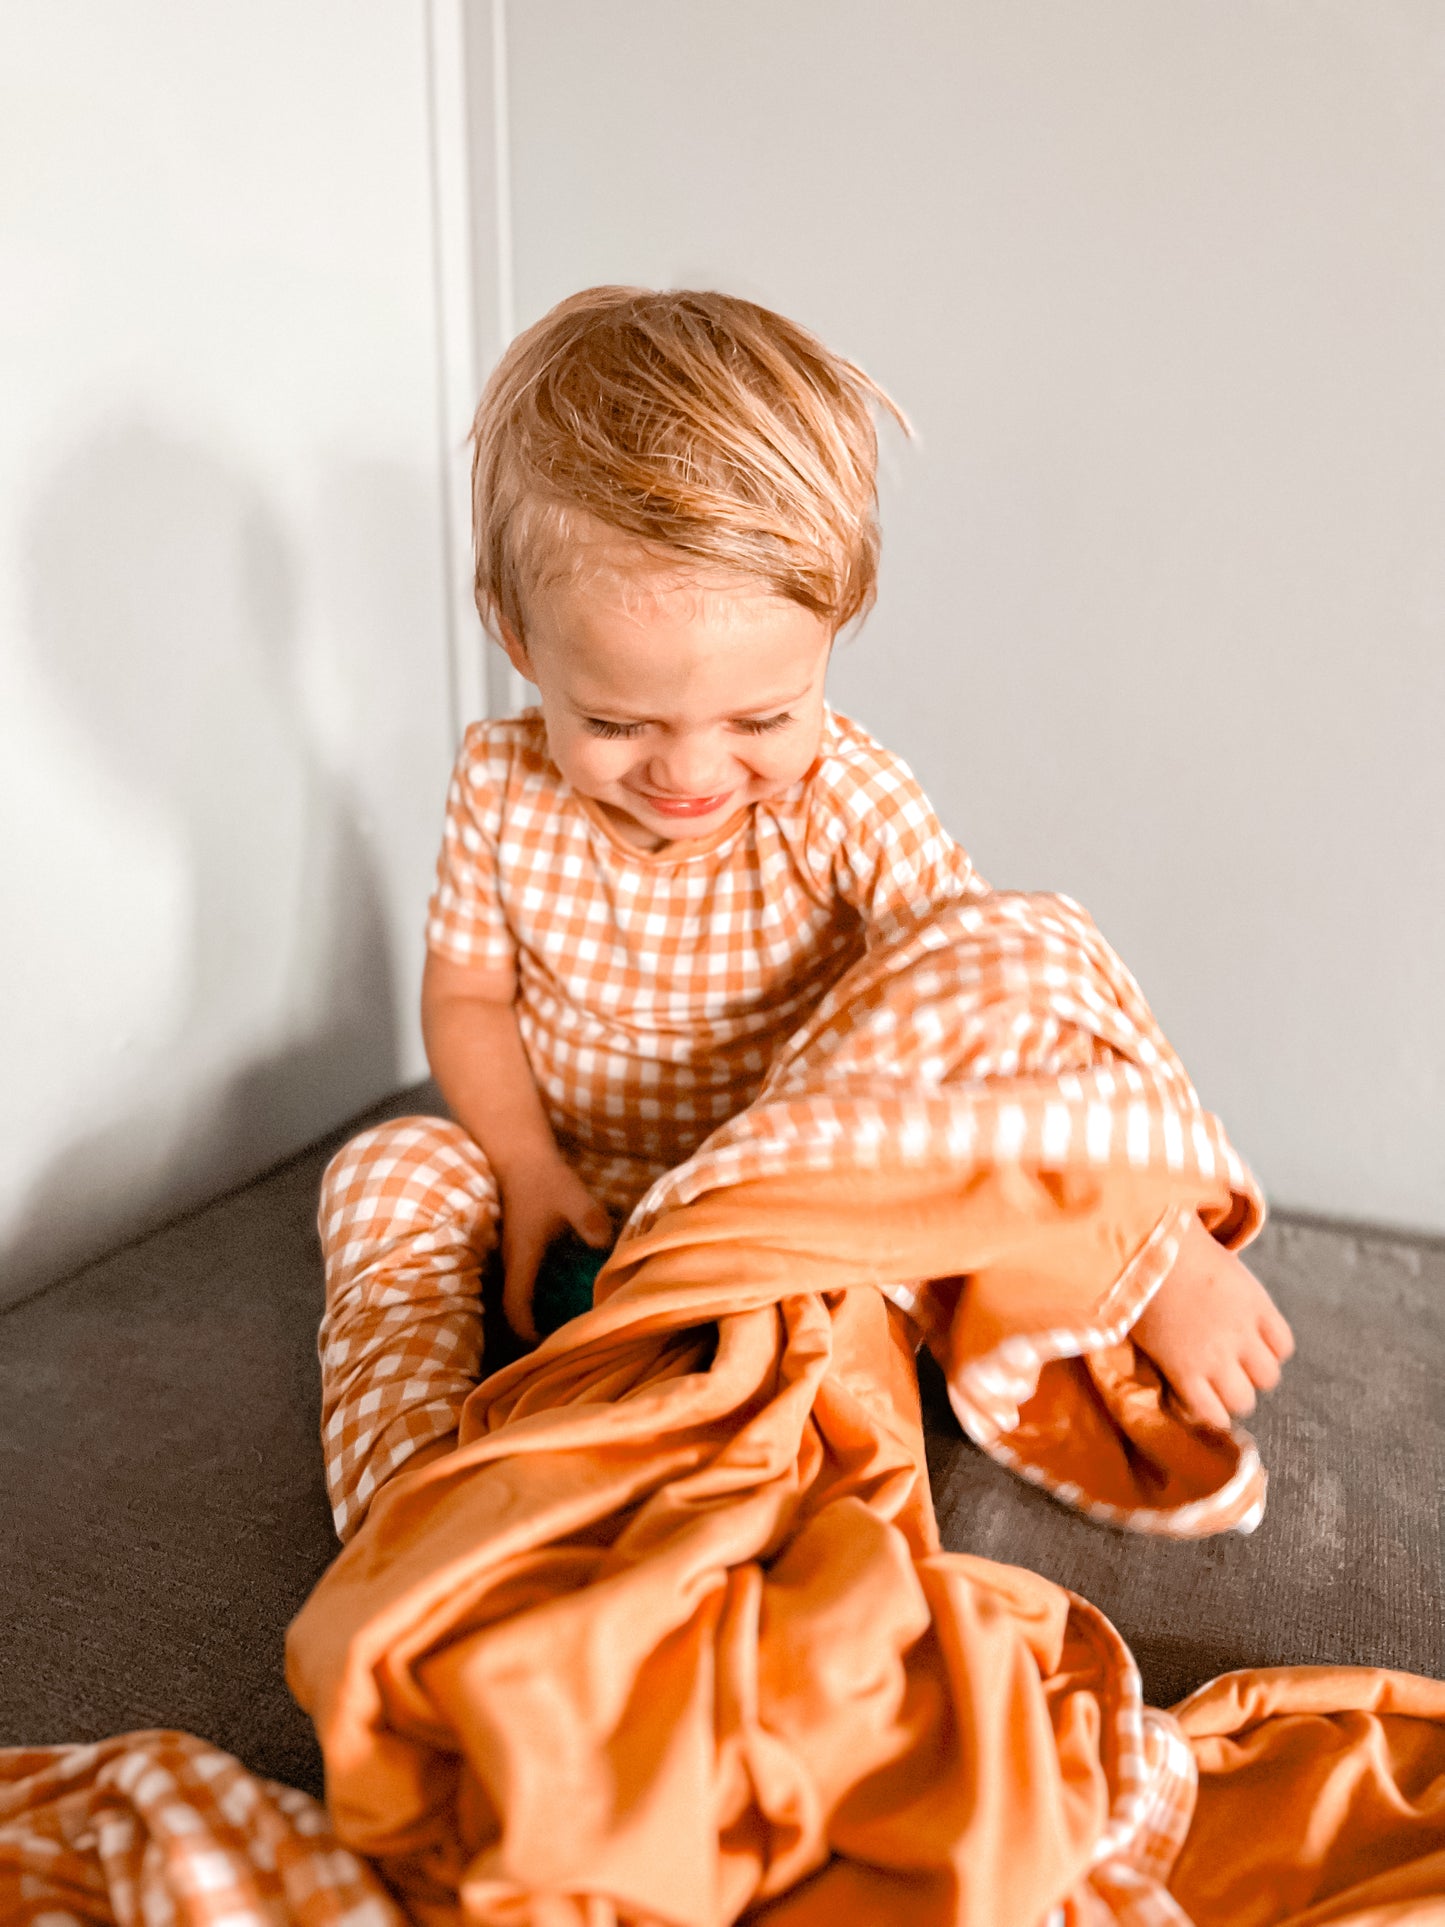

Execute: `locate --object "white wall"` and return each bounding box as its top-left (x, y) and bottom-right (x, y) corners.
top-left (0, 3), bottom-right (463, 1303)
top-left (496, 0), bottom-right (1445, 1233)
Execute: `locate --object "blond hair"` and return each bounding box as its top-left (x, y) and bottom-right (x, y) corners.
top-left (470, 286), bottom-right (908, 642)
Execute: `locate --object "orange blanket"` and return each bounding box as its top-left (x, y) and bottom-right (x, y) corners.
top-left (4, 896), bottom-right (1442, 1925)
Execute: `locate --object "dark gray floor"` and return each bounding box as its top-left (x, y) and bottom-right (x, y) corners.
top-left (2, 1086), bottom-right (1441, 1803)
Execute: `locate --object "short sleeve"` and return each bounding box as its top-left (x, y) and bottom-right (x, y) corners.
top-left (424, 728), bottom-right (517, 973)
top-left (806, 726), bottom-right (986, 942)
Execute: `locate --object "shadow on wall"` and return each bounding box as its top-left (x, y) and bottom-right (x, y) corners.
top-left (5, 420), bottom-right (399, 1307)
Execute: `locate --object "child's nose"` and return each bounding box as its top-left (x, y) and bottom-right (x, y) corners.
top-left (648, 733), bottom-right (730, 795)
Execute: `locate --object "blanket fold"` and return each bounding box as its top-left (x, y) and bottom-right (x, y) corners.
top-left (3, 892), bottom-right (1440, 1927)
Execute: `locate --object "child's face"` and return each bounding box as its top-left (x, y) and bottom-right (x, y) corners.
top-left (502, 538), bottom-right (833, 849)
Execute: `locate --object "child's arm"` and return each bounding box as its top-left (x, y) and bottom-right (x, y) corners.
top-left (1131, 1217), bottom-right (1295, 1430)
top-left (421, 952), bottom-right (612, 1342)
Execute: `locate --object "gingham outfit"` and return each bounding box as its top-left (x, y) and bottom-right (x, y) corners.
top-left (1, 859), bottom-right (1269, 1927)
top-left (0, 1730), bottom-right (404, 1927)
top-left (318, 709), bottom-right (984, 1536)
top-left (424, 705), bottom-right (983, 1211)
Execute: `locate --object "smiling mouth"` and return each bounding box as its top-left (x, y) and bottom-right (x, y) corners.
top-left (633, 789), bottom-right (734, 818)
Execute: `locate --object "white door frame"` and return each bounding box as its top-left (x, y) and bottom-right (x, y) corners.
top-left (426, 0), bottom-right (524, 734)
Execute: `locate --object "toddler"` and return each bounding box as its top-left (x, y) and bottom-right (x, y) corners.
top-left (322, 287), bottom-right (1290, 1535)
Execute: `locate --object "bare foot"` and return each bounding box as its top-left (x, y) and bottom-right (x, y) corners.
top-left (1131, 1217), bottom-right (1295, 1430)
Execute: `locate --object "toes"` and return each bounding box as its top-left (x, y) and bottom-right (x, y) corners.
top-left (1215, 1361), bottom-right (1257, 1418)
top-left (1262, 1303), bottom-right (1296, 1360)
top-left (1241, 1335), bottom-right (1282, 1393)
top-left (1175, 1375), bottom-right (1233, 1432)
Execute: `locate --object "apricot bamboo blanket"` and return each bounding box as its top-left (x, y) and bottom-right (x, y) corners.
top-left (3, 895), bottom-right (1442, 1926)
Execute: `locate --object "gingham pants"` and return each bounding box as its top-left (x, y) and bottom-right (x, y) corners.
top-left (317, 1114), bottom-right (683, 1541)
top-left (317, 1117), bottom-right (507, 1542)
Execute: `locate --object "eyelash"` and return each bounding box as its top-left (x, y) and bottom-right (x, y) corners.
top-left (583, 713), bottom-right (795, 740)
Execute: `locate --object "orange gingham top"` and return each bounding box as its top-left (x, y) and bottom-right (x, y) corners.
top-left (426, 706), bottom-right (985, 1213)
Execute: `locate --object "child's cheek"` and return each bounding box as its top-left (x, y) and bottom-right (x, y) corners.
top-left (565, 732), bottom-right (632, 789)
top-left (543, 719), bottom-right (598, 790)
top-left (756, 730), bottom-right (819, 788)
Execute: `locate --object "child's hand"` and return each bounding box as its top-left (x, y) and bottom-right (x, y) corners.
top-left (499, 1156), bottom-right (613, 1343)
top-left (1130, 1217), bottom-right (1295, 1431)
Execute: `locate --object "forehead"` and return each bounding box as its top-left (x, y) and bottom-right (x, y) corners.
top-left (528, 537), bottom-right (831, 712)
top-left (529, 515), bottom-right (760, 610)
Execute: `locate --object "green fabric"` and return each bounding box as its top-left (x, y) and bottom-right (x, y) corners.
top-left (533, 1232), bottom-right (611, 1336)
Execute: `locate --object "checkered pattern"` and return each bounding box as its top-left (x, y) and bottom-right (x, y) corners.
top-left (627, 890), bottom-right (1245, 1229)
top-left (1068, 1598), bottom-right (1200, 1924)
top-left (318, 889), bottom-right (1263, 1546)
top-left (619, 891), bottom-right (1265, 1536)
top-left (0, 1731), bottom-right (402, 1927)
top-left (318, 1119), bottom-right (497, 1540)
top-left (0, 1719), bottom-right (1199, 1927)
top-left (425, 707), bottom-right (983, 1206)
top-left (4, 899), bottom-right (1263, 1927)
top-left (0, 1659), bottom-right (1200, 1927)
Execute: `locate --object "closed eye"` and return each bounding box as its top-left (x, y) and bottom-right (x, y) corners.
top-left (733, 712), bottom-right (795, 735)
top-left (583, 717), bottom-right (646, 739)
